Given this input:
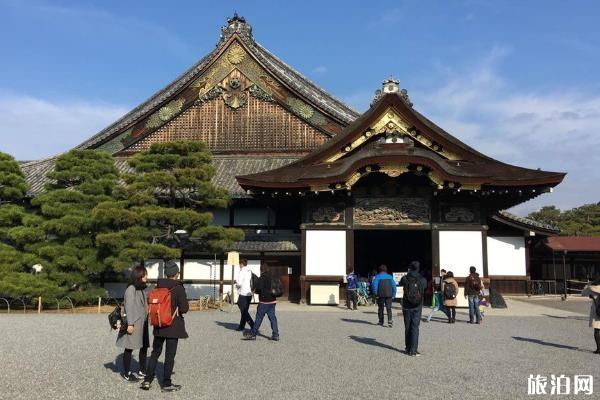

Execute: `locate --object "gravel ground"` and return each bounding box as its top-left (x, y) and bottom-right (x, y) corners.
top-left (1, 304), bottom-right (597, 400)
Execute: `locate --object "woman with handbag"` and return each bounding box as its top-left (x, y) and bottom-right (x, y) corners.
top-left (581, 279), bottom-right (600, 354)
top-left (116, 265), bottom-right (150, 382)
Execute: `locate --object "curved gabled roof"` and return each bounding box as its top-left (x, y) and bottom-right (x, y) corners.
top-left (237, 92), bottom-right (566, 190)
top-left (76, 14), bottom-right (359, 153)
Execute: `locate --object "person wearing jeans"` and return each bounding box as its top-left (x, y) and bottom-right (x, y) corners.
top-left (235, 259), bottom-right (255, 331)
top-left (464, 266), bottom-right (483, 324)
top-left (399, 261), bottom-right (427, 356)
top-left (371, 264), bottom-right (397, 327)
top-left (426, 269), bottom-right (448, 323)
top-left (243, 265), bottom-right (279, 341)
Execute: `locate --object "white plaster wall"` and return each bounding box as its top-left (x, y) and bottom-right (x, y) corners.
top-left (145, 259), bottom-right (163, 280)
top-left (183, 284), bottom-right (216, 299)
top-left (487, 236), bottom-right (526, 276)
top-left (439, 231), bottom-right (483, 277)
top-left (182, 259), bottom-right (220, 280)
top-left (310, 284), bottom-right (340, 305)
top-left (305, 230), bottom-right (346, 276)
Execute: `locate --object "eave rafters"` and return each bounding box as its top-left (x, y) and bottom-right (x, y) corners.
top-left (308, 162), bottom-right (481, 193)
top-left (325, 108), bottom-right (460, 163)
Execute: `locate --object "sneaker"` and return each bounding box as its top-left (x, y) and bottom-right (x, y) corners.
top-left (593, 350), bottom-right (600, 354)
top-left (161, 383), bottom-right (182, 392)
top-left (235, 326), bottom-right (245, 331)
top-left (270, 335), bottom-right (280, 341)
top-left (242, 333), bottom-right (256, 340)
top-left (414, 351), bottom-right (422, 357)
top-left (140, 381), bottom-right (151, 390)
top-left (387, 321), bottom-right (393, 328)
top-left (121, 372), bottom-right (139, 383)
top-left (377, 322), bottom-right (384, 326)
top-left (133, 371), bottom-right (146, 380)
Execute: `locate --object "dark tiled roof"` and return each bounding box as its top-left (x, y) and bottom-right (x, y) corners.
top-left (495, 210), bottom-right (560, 234)
top-left (19, 155), bottom-right (299, 198)
top-left (230, 234), bottom-right (301, 252)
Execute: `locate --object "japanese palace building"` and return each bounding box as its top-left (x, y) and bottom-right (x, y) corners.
top-left (21, 15), bottom-right (565, 303)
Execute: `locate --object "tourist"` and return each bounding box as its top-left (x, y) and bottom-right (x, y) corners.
top-left (235, 259), bottom-right (255, 331)
top-left (369, 269), bottom-right (378, 304)
top-left (441, 271), bottom-right (459, 323)
top-left (346, 270), bottom-right (358, 310)
top-left (581, 279), bottom-right (600, 354)
top-left (464, 266), bottom-right (483, 324)
top-left (141, 261), bottom-right (189, 392)
top-left (399, 261), bottom-right (427, 356)
top-left (425, 268), bottom-right (448, 322)
top-left (243, 265), bottom-right (279, 341)
top-left (371, 264), bottom-right (397, 327)
top-left (116, 265), bottom-right (149, 382)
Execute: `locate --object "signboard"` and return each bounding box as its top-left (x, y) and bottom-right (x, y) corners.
top-left (393, 272), bottom-right (407, 299)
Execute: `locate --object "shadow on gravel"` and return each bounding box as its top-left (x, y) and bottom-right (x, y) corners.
top-left (104, 353), bottom-right (165, 380)
top-left (215, 321), bottom-right (240, 331)
top-left (349, 335), bottom-right (403, 353)
top-left (512, 336), bottom-right (589, 352)
top-left (341, 318), bottom-right (376, 325)
top-left (542, 314), bottom-right (588, 321)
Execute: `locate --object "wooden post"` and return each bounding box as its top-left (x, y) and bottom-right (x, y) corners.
top-left (97, 297), bottom-right (102, 313)
top-left (38, 297), bottom-right (42, 314)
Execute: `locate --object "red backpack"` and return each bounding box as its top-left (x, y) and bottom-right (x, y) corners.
top-left (148, 287), bottom-right (178, 328)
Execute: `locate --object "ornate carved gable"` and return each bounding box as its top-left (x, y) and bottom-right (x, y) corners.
top-left (91, 15), bottom-right (357, 156)
top-left (325, 107), bottom-right (460, 164)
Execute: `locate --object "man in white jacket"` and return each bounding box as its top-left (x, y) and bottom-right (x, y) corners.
top-left (235, 259), bottom-right (255, 331)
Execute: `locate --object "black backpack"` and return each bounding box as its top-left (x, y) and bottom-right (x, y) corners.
top-left (594, 295), bottom-right (600, 318)
top-left (378, 279), bottom-right (393, 298)
top-left (443, 282), bottom-right (457, 300)
top-left (250, 273), bottom-right (260, 292)
top-left (405, 275), bottom-right (423, 306)
top-left (270, 277), bottom-right (284, 298)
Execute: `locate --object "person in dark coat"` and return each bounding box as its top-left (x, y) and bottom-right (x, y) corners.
top-left (464, 266), bottom-right (483, 324)
top-left (399, 261), bottom-right (427, 356)
top-left (242, 265), bottom-right (279, 341)
top-left (141, 261), bottom-right (189, 392)
top-left (116, 265), bottom-right (149, 382)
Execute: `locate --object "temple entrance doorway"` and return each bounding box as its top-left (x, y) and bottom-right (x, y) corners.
top-left (354, 230), bottom-right (432, 282)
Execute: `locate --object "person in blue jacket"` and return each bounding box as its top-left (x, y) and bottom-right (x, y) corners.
top-left (371, 264), bottom-right (397, 327)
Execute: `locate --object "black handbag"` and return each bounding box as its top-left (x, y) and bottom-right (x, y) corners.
top-left (108, 304), bottom-right (127, 331)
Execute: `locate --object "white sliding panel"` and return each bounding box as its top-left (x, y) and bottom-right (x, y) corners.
top-left (181, 259), bottom-right (220, 280)
top-left (487, 236), bottom-right (526, 276)
top-left (305, 230), bottom-right (346, 276)
top-left (439, 231), bottom-right (483, 278)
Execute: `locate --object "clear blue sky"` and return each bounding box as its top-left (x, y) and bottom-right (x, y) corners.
top-left (1, 0), bottom-right (599, 215)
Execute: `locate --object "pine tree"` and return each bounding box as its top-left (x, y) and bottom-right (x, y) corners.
top-left (94, 141), bottom-right (244, 271)
top-left (25, 150), bottom-right (119, 302)
top-left (528, 203), bottom-right (600, 236)
top-left (0, 152), bottom-right (60, 299)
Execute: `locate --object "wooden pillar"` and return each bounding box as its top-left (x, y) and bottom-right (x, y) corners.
top-left (481, 229), bottom-right (489, 278)
top-left (346, 229), bottom-right (354, 274)
top-left (219, 256), bottom-right (224, 300)
top-left (300, 229), bottom-right (307, 304)
top-left (431, 227), bottom-right (440, 277)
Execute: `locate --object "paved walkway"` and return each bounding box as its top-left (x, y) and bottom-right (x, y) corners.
top-left (1, 299), bottom-right (597, 399)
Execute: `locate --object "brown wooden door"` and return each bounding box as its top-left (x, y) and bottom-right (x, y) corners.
top-left (263, 256), bottom-right (301, 301)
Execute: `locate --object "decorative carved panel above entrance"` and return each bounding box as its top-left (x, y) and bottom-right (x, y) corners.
top-left (306, 202), bottom-right (345, 224)
top-left (440, 204), bottom-right (480, 224)
top-left (354, 197), bottom-right (430, 225)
